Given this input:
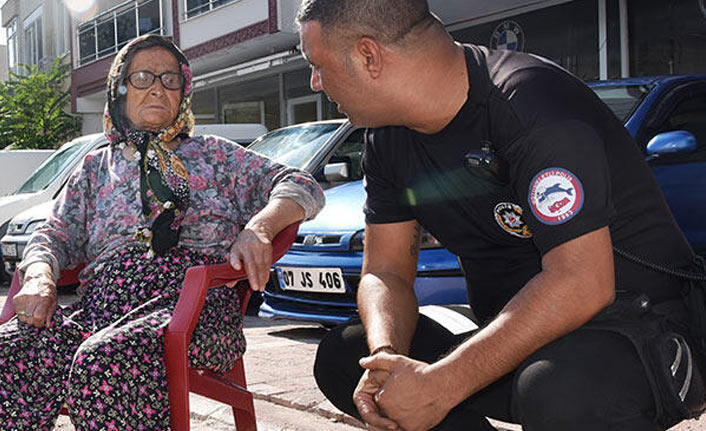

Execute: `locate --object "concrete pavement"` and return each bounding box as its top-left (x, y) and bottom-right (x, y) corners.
top-left (1, 282), bottom-right (706, 430)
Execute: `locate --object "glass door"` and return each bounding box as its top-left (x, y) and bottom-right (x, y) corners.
top-left (286, 94), bottom-right (322, 125)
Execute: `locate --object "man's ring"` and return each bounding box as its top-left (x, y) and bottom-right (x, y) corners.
top-left (16, 310), bottom-right (27, 316)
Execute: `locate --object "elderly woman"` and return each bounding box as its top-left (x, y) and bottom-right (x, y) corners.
top-left (0, 35), bottom-right (324, 430)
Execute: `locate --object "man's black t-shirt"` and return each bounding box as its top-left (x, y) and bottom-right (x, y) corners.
top-left (362, 44), bottom-right (695, 322)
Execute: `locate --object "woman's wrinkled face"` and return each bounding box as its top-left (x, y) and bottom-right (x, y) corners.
top-left (125, 47), bottom-right (182, 132)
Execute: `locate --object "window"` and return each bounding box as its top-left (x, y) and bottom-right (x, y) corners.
top-left (284, 67), bottom-right (345, 123)
top-left (138, 0), bottom-right (161, 35)
top-left (96, 15), bottom-right (115, 57)
top-left (55, 0), bottom-right (71, 56)
top-left (287, 94), bottom-right (322, 125)
top-left (185, 0), bottom-right (237, 19)
top-left (653, 94), bottom-right (706, 164)
top-left (78, 25), bottom-right (96, 65)
top-left (223, 102), bottom-right (265, 124)
top-left (23, 7), bottom-right (43, 68)
top-left (78, 0), bottom-right (163, 66)
top-left (592, 85), bottom-right (653, 123)
top-left (6, 18), bottom-right (17, 73)
top-left (322, 129), bottom-right (365, 186)
top-left (451, 1), bottom-right (600, 80)
top-left (644, 85), bottom-right (706, 165)
top-left (629, 0), bottom-right (706, 76)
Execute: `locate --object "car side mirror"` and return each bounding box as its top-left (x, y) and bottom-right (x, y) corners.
top-left (313, 166), bottom-right (326, 183)
top-left (645, 130), bottom-right (697, 161)
top-left (323, 162), bottom-right (350, 182)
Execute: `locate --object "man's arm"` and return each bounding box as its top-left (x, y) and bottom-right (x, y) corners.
top-left (432, 226), bottom-right (615, 402)
top-left (352, 219), bottom-right (421, 430)
top-left (358, 220), bottom-right (422, 355)
top-left (364, 226), bottom-right (615, 431)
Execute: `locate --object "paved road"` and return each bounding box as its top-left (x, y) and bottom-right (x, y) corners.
top-left (1, 280), bottom-right (705, 430)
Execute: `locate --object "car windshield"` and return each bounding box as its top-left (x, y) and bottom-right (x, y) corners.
top-left (14, 137), bottom-right (91, 194)
top-left (591, 84), bottom-right (653, 123)
top-left (248, 123), bottom-right (341, 169)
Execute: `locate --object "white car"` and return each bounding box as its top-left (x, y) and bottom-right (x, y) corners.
top-left (0, 133), bottom-right (108, 278)
top-left (0, 124), bottom-right (268, 277)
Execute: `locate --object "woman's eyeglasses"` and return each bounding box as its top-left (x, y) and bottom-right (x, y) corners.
top-left (126, 70), bottom-right (183, 90)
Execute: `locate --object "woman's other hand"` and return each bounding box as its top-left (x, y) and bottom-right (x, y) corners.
top-left (14, 263), bottom-right (58, 328)
top-left (229, 227), bottom-right (273, 292)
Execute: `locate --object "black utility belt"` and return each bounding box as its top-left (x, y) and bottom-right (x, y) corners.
top-left (584, 294), bottom-right (705, 428)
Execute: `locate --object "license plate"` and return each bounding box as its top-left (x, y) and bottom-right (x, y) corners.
top-left (0, 243), bottom-right (16, 258)
top-left (277, 267), bottom-right (346, 294)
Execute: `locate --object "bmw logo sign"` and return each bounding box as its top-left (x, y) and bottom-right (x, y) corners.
top-left (490, 20), bottom-right (525, 52)
top-left (700, 0), bottom-right (706, 19)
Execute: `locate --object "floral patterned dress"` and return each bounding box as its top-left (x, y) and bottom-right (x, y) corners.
top-left (0, 135), bottom-right (324, 431)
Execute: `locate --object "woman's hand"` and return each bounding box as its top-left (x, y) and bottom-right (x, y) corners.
top-left (13, 271), bottom-right (58, 328)
top-left (229, 227), bottom-right (273, 292)
top-left (229, 198), bottom-right (307, 291)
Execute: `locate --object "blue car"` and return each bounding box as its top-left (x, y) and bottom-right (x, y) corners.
top-left (589, 75), bottom-right (706, 254)
top-left (259, 75), bottom-right (706, 325)
top-left (260, 180), bottom-right (468, 325)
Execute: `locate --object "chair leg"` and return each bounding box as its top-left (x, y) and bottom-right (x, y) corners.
top-left (169, 398), bottom-right (191, 431)
top-left (166, 341), bottom-right (191, 431)
top-left (227, 360), bottom-right (256, 430)
top-left (233, 402), bottom-right (257, 431)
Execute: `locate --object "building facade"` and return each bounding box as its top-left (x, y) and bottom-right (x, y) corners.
top-left (1, 0), bottom-right (71, 75)
top-left (65, 0), bottom-right (324, 134)
top-left (5, 0), bottom-right (706, 134)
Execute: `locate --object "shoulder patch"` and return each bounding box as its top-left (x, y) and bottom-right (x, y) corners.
top-left (494, 202), bottom-right (532, 238)
top-left (528, 168), bottom-right (584, 225)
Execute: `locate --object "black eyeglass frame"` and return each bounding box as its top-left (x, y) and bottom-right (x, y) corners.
top-left (126, 70), bottom-right (184, 91)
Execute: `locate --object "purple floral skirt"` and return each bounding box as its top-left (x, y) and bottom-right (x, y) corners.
top-left (0, 245), bottom-right (245, 431)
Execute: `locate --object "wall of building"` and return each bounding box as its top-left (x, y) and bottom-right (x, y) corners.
top-left (179, 0), bottom-right (268, 50)
top-left (628, 0), bottom-right (706, 76)
top-left (0, 45), bottom-right (7, 81)
top-left (452, 0), bottom-right (600, 80)
top-left (67, 0), bottom-right (706, 135)
top-left (430, 0), bottom-right (572, 28)
top-left (278, 0), bottom-right (303, 33)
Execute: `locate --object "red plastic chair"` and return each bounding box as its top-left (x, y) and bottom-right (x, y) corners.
top-left (0, 222), bottom-right (299, 431)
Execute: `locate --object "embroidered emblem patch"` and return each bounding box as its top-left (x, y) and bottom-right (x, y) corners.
top-left (528, 168), bottom-right (584, 225)
top-left (494, 202), bottom-right (532, 238)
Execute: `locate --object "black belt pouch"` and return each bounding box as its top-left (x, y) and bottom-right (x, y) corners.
top-left (585, 295), bottom-right (706, 428)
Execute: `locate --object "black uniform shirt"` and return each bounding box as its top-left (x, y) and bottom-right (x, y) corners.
top-left (363, 44), bottom-right (695, 322)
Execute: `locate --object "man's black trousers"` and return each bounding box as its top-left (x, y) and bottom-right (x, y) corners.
top-left (314, 304), bottom-right (697, 431)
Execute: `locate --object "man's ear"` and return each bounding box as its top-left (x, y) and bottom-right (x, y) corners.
top-left (356, 37), bottom-right (383, 78)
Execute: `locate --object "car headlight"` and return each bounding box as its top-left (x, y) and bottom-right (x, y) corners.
top-left (349, 230), bottom-right (443, 252)
top-left (350, 230), bottom-right (365, 252)
top-left (24, 220), bottom-right (46, 234)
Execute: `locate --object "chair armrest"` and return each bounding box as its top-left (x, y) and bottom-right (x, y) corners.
top-left (166, 222), bottom-right (299, 345)
top-left (0, 271), bottom-right (22, 324)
